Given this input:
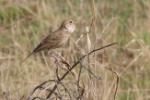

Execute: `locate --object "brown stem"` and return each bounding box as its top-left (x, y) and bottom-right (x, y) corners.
top-left (46, 42), bottom-right (117, 99)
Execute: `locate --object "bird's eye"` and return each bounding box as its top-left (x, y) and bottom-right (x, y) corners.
top-left (69, 21), bottom-right (72, 23)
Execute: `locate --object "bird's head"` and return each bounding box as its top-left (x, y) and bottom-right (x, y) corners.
top-left (60, 19), bottom-right (75, 33)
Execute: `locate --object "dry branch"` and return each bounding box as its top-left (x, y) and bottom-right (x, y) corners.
top-left (27, 42), bottom-right (117, 100)
top-left (46, 42), bottom-right (117, 99)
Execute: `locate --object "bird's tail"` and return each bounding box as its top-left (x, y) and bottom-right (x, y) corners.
top-left (21, 52), bottom-right (34, 64)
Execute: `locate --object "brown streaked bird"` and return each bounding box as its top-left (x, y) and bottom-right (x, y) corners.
top-left (22, 19), bottom-right (75, 63)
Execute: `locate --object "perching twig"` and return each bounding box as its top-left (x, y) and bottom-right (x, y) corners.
top-left (27, 42), bottom-right (117, 100)
top-left (46, 42), bottom-right (117, 99)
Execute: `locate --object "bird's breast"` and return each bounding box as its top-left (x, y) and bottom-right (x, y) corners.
top-left (60, 33), bottom-right (70, 46)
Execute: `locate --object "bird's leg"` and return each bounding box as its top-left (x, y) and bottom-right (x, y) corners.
top-left (48, 51), bottom-right (62, 80)
top-left (49, 50), bottom-right (70, 68)
top-left (58, 54), bottom-right (75, 76)
top-left (48, 50), bottom-right (75, 76)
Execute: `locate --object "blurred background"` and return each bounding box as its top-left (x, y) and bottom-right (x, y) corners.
top-left (0, 0), bottom-right (150, 100)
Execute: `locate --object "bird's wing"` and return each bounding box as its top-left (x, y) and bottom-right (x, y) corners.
top-left (21, 31), bottom-right (62, 63)
top-left (32, 32), bottom-right (62, 53)
top-left (32, 34), bottom-right (52, 53)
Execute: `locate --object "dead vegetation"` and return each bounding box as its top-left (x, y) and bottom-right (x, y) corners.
top-left (0, 0), bottom-right (150, 100)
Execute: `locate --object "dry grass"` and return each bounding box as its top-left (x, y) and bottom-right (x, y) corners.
top-left (0, 0), bottom-right (150, 100)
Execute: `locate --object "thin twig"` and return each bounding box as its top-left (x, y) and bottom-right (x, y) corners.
top-left (105, 67), bottom-right (119, 100)
top-left (27, 80), bottom-right (56, 100)
top-left (76, 62), bottom-right (84, 100)
top-left (82, 63), bottom-right (102, 80)
top-left (32, 97), bottom-right (46, 100)
top-left (46, 42), bottom-right (117, 99)
top-left (59, 81), bottom-right (72, 100)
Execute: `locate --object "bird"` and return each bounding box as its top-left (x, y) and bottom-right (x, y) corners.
top-left (22, 19), bottom-right (75, 63)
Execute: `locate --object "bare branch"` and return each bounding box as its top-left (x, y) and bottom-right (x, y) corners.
top-left (46, 42), bottom-right (117, 99)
